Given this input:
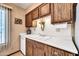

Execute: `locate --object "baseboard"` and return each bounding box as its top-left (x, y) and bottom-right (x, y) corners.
top-left (7, 50), bottom-right (20, 56)
top-left (20, 50), bottom-right (25, 56)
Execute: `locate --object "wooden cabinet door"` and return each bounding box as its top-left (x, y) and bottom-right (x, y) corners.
top-left (25, 13), bottom-right (32, 27)
top-left (33, 41), bottom-right (38, 56)
top-left (64, 51), bottom-right (74, 56)
top-left (26, 39), bottom-right (33, 56)
top-left (51, 47), bottom-right (74, 56)
top-left (39, 3), bottom-right (50, 17)
top-left (33, 41), bottom-right (44, 56)
top-left (51, 47), bottom-right (58, 56)
top-left (53, 3), bottom-right (62, 23)
top-left (32, 8), bottom-right (39, 20)
top-left (61, 3), bottom-right (73, 22)
top-left (52, 48), bottom-right (65, 56)
top-left (44, 45), bottom-right (52, 56)
top-left (51, 3), bottom-right (73, 24)
top-left (36, 43), bottom-right (44, 56)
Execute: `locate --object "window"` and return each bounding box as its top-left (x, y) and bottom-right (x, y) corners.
top-left (0, 4), bottom-right (11, 50)
top-left (0, 8), bottom-right (5, 44)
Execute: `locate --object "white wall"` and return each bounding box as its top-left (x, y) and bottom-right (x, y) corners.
top-left (31, 15), bottom-right (72, 39)
top-left (75, 3), bottom-right (79, 50)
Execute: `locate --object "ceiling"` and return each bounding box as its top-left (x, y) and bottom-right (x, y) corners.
top-left (13, 3), bottom-right (34, 9)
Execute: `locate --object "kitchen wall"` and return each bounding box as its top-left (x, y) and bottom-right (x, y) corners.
top-left (0, 4), bottom-right (26, 55)
top-left (31, 15), bottom-right (72, 39)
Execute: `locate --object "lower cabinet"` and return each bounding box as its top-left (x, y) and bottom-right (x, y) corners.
top-left (26, 38), bottom-right (74, 56)
top-left (33, 41), bottom-right (44, 56)
top-left (44, 45), bottom-right (52, 56)
top-left (26, 39), bottom-right (33, 56)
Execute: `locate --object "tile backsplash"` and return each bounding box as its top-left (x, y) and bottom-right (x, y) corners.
top-left (31, 15), bottom-right (72, 38)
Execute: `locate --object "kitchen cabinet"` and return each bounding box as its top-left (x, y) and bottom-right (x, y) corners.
top-left (51, 3), bottom-right (73, 24)
top-left (51, 47), bottom-right (74, 56)
top-left (25, 3), bottom-right (75, 25)
top-left (39, 3), bottom-right (51, 17)
top-left (51, 47), bottom-right (65, 56)
top-left (25, 13), bottom-right (32, 27)
top-left (32, 8), bottom-right (39, 20)
top-left (33, 41), bottom-right (38, 56)
top-left (26, 38), bottom-right (74, 56)
top-left (26, 39), bottom-right (45, 56)
top-left (44, 45), bottom-right (52, 56)
top-left (33, 41), bottom-right (44, 56)
top-left (26, 39), bottom-right (33, 56)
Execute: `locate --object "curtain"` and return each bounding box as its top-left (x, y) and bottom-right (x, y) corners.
top-left (0, 4), bottom-right (12, 51)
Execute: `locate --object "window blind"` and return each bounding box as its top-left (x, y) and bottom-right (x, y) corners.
top-left (0, 4), bottom-right (12, 51)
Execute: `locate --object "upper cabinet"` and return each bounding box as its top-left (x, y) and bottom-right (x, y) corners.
top-left (51, 3), bottom-right (73, 24)
top-left (39, 3), bottom-right (51, 17)
top-left (25, 3), bottom-right (51, 27)
top-left (25, 3), bottom-right (75, 27)
top-left (25, 13), bottom-right (32, 27)
top-left (32, 8), bottom-right (39, 20)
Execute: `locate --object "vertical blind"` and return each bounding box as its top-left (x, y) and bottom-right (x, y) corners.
top-left (0, 4), bottom-right (11, 51)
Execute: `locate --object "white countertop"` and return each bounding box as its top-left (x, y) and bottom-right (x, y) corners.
top-left (20, 33), bottom-right (78, 54)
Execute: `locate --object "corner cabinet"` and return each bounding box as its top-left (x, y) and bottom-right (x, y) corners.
top-left (39, 3), bottom-right (51, 17)
top-left (25, 13), bottom-right (32, 27)
top-left (26, 38), bottom-right (75, 56)
top-left (51, 3), bottom-right (73, 24)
